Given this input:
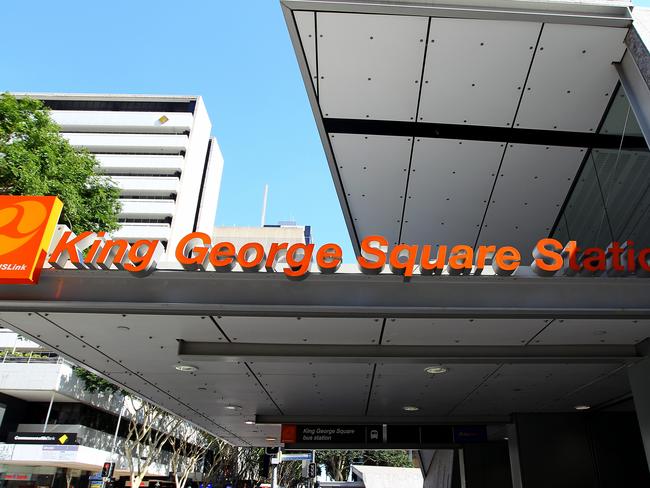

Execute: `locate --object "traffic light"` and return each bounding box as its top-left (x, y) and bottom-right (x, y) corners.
top-left (308, 463), bottom-right (316, 478)
top-left (101, 462), bottom-right (115, 478)
top-left (260, 454), bottom-right (271, 478)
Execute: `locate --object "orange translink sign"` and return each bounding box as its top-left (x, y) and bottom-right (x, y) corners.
top-left (0, 196), bottom-right (63, 285)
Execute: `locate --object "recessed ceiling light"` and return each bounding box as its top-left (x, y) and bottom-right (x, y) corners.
top-left (225, 405), bottom-right (242, 411)
top-left (424, 366), bottom-right (448, 375)
top-left (402, 405), bottom-right (419, 412)
top-left (503, 437), bottom-right (509, 441)
top-left (116, 326), bottom-right (130, 331)
top-left (198, 387), bottom-right (207, 391)
top-left (174, 364), bottom-right (198, 372)
top-left (245, 420), bottom-right (255, 425)
top-left (574, 405), bottom-right (591, 411)
top-left (265, 437), bottom-right (276, 442)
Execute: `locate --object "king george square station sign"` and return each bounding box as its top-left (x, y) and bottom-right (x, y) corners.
top-left (1, 195), bottom-right (650, 285)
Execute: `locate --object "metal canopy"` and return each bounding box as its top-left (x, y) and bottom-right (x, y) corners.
top-left (0, 269), bottom-right (649, 444)
top-left (281, 0), bottom-right (632, 255)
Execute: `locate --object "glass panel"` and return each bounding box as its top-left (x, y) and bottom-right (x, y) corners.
top-left (553, 84), bottom-right (650, 249)
top-left (560, 156), bottom-right (612, 248)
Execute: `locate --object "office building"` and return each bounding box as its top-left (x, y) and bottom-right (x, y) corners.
top-left (14, 93), bottom-right (224, 255)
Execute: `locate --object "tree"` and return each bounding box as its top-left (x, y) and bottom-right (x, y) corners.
top-left (169, 426), bottom-right (215, 488)
top-left (0, 93), bottom-right (120, 233)
top-left (316, 450), bottom-right (363, 481)
top-left (123, 397), bottom-right (181, 488)
top-left (73, 366), bottom-right (121, 394)
top-left (277, 460), bottom-right (303, 488)
top-left (316, 450), bottom-right (413, 481)
top-left (363, 450), bottom-right (413, 468)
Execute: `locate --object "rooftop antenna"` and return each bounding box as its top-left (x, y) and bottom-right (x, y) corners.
top-left (261, 184), bottom-right (269, 227)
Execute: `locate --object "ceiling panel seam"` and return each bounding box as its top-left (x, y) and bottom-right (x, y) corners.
top-left (211, 316), bottom-right (285, 415)
top-left (472, 23), bottom-right (545, 251)
top-left (444, 364), bottom-right (504, 416)
top-left (378, 318), bottom-right (387, 344)
top-left (398, 16), bottom-right (432, 244)
top-left (548, 80), bottom-right (623, 237)
top-left (243, 362), bottom-right (285, 416)
top-left (27, 312), bottom-right (248, 445)
top-left (524, 318), bottom-right (556, 346)
top-left (209, 316), bottom-right (232, 343)
top-left (363, 363), bottom-right (377, 416)
top-left (593, 392), bottom-right (633, 411)
top-left (363, 318), bottom-right (387, 416)
top-left (539, 363), bottom-right (628, 411)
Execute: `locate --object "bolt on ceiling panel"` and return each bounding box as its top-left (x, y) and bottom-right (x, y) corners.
top-left (294, 11), bottom-right (318, 94)
top-left (531, 319), bottom-right (650, 345)
top-left (477, 144), bottom-right (585, 256)
top-left (330, 133), bottom-right (412, 245)
top-left (451, 363), bottom-right (623, 416)
top-left (44, 313), bottom-right (228, 374)
top-left (514, 24), bottom-right (627, 132)
top-left (368, 363), bottom-right (499, 417)
top-left (382, 318), bottom-right (549, 346)
top-left (217, 316), bottom-right (382, 344)
top-left (401, 138), bottom-right (505, 247)
top-left (418, 18), bottom-right (541, 127)
top-left (317, 12), bottom-right (428, 121)
top-left (543, 367), bottom-right (630, 412)
top-left (0, 312), bottom-right (127, 375)
top-left (249, 362), bottom-right (372, 416)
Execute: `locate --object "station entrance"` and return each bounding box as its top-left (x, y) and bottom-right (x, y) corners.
top-left (1, 267), bottom-right (650, 487)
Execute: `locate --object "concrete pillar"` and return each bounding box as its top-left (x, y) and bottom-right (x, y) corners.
top-left (418, 449), bottom-right (454, 488)
top-left (629, 357), bottom-right (650, 469)
top-left (506, 424), bottom-right (523, 488)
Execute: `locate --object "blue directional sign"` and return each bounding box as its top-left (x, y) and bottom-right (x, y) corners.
top-left (281, 452), bottom-right (314, 461)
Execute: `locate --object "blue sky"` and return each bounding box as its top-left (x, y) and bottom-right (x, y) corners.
top-left (0, 1), bottom-right (355, 258)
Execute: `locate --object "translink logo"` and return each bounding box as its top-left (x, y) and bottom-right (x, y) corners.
top-left (0, 196), bottom-right (63, 285)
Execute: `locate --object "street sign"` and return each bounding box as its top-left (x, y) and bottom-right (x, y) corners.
top-left (280, 452), bottom-right (313, 462)
top-left (452, 426), bottom-right (487, 443)
top-left (281, 423), bottom-right (488, 447)
top-left (282, 425), bottom-right (365, 444)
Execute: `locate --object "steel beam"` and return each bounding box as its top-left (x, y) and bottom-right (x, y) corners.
top-left (281, 0), bottom-right (633, 28)
top-left (178, 341), bottom-right (640, 364)
top-left (255, 415), bottom-right (511, 425)
top-left (1, 269), bottom-right (650, 318)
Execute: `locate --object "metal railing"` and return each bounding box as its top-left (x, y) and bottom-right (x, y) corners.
top-left (0, 350), bottom-right (64, 364)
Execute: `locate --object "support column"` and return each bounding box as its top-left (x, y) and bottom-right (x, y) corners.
top-left (418, 450), bottom-right (454, 488)
top-left (629, 357), bottom-right (650, 469)
top-left (506, 424), bottom-right (523, 488)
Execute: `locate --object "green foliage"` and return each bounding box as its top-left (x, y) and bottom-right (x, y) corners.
top-left (363, 449), bottom-right (413, 468)
top-left (0, 350), bottom-right (49, 359)
top-left (316, 449), bottom-right (413, 481)
top-left (0, 93), bottom-right (121, 233)
top-left (73, 366), bottom-right (120, 394)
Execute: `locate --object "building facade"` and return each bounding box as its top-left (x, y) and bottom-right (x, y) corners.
top-left (14, 93), bottom-right (224, 255)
